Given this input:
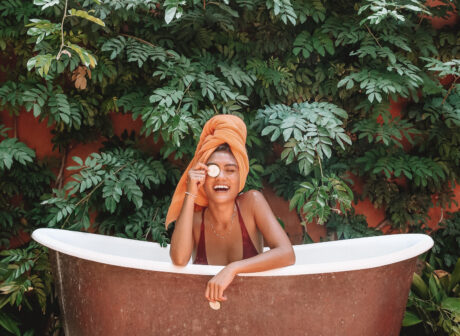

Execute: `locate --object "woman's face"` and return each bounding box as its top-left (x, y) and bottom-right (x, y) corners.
top-left (203, 150), bottom-right (240, 204)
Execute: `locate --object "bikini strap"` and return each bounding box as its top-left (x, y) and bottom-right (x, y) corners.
top-left (235, 202), bottom-right (259, 258)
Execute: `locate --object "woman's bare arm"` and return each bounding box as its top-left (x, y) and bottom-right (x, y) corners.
top-left (232, 190), bottom-right (295, 271)
top-left (169, 194), bottom-right (196, 266)
top-left (169, 163), bottom-right (208, 266)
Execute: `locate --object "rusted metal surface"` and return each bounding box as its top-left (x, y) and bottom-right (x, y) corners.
top-left (50, 251), bottom-right (416, 336)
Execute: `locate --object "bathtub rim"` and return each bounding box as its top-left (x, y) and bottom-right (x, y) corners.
top-left (32, 228), bottom-right (433, 277)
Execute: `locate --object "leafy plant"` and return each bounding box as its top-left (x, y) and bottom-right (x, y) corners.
top-left (289, 174), bottom-right (353, 225)
top-left (41, 147), bottom-right (173, 246)
top-left (0, 243), bottom-right (55, 336)
top-left (256, 100), bottom-right (353, 225)
top-left (427, 211), bottom-right (460, 273)
top-left (324, 208), bottom-right (382, 240)
top-left (402, 259), bottom-right (460, 336)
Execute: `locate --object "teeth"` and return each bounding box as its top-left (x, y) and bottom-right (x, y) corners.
top-left (214, 185), bottom-right (229, 190)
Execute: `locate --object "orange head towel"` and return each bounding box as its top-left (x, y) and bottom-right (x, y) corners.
top-left (165, 115), bottom-right (249, 227)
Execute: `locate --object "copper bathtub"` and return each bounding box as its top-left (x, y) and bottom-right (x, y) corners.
top-left (32, 228), bottom-right (433, 336)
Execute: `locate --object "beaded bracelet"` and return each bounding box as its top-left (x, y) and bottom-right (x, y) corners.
top-left (185, 191), bottom-right (197, 198)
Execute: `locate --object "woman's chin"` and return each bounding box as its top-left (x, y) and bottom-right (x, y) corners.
top-left (207, 191), bottom-right (237, 203)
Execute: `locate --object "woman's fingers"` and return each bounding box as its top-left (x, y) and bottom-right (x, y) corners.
top-left (217, 285), bottom-right (227, 301)
top-left (206, 281), bottom-right (214, 302)
top-left (205, 283), bottom-right (211, 301)
top-left (187, 163), bottom-right (208, 191)
top-left (195, 162), bottom-right (208, 171)
top-left (206, 280), bottom-right (227, 302)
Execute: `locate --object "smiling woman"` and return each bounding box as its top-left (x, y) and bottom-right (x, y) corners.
top-left (166, 114), bottom-right (295, 304)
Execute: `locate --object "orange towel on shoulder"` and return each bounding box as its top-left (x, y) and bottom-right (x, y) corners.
top-left (165, 115), bottom-right (249, 227)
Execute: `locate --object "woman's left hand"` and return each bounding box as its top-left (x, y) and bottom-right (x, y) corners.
top-left (205, 263), bottom-right (238, 302)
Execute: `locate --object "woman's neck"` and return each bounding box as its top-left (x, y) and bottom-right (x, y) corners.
top-left (206, 200), bottom-right (236, 229)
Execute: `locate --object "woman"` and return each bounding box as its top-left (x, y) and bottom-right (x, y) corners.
top-left (166, 114), bottom-right (295, 304)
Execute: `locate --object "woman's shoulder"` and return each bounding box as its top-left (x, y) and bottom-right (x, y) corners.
top-left (238, 189), bottom-right (266, 205)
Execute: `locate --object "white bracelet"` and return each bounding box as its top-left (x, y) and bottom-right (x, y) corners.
top-left (185, 192), bottom-right (197, 198)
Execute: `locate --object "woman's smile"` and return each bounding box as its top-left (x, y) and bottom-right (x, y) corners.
top-left (213, 185), bottom-right (230, 192)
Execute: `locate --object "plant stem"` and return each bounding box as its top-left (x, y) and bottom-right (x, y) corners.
top-left (56, 0), bottom-right (69, 60)
top-left (13, 115), bottom-right (17, 138)
top-left (56, 146), bottom-right (68, 190)
top-left (365, 24), bottom-right (382, 48)
top-left (175, 82), bottom-right (192, 114)
top-left (144, 208), bottom-right (159, 240)
top-left (441, 76), bottom-right (458, 105)
top-left (211, 103), bottom-right (219, 114)
top-left (316, 150), bottom-right (324, 179)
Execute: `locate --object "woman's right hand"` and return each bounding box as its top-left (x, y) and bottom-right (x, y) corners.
top-left (187, 162), bottom-right (208, 195)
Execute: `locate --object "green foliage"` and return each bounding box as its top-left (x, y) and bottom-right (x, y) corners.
top-left (263, 159), bottom-right (304, 200)
top-left (0, 81), bottom-right (84, 130)
top-left (422, 57), bottom-right (460, 78)
top-left (356, 147), bottom-right (446, 186)
top-left (402, 259), bottom-right (460, 336)
top-left (243, 158), bottom-right (265, 192)
top-left (293, 29), bottom-right (334, 59)
top-left (0, 138), bottom-right (35, 170)
top-left (256, 101), bottom-right (350, 175)
top-left (352, 117), bottom-right (420, 148)
top-left (256, 100), bottom-right (352, 224)
top-left (324, 209), bottom-right (383, 240)
top-left (0, 129), bottom-right (54, 248)
top-left (40, 146), bottom-right (173, 246)
top-left (289, 174), bottom-right (353, 225)
top-left (359, 0), bottom-right (431, 25)
top-left (0, 242), bottom-right (54, 335)
top-left (266, 0), bottom-right (297, 25)
top-left (427, 211), bottom-right (460, 272)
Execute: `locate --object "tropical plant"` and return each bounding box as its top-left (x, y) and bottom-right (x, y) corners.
top-left (41, 144), bottom-right (177, 246)
top-left (0, 243), bottom-right (57, 336)
top-left (426, 211), bottom-right (460, 273)
top-left (402, 259), bottom-right (460, 336)
top-left (324, 208), bottom-right (383, 240)
top-left (0, 126), bottom-right (58, 334)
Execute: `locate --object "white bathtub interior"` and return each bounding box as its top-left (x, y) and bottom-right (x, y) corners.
top-left (32, 228), bottom-right (433, 276)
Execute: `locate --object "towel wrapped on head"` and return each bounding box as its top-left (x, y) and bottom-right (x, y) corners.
top-left (165, 115), bottom-right (249, 227)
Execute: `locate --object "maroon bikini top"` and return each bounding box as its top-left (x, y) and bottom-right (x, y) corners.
top-left (193, 203), bottom-right (259, 265)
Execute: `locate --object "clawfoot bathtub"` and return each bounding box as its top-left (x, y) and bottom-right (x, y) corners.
top-left (32, 228), bottom-right (433, 336)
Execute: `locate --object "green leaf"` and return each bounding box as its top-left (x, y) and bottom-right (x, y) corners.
top-left (0, 311), bottom-right (21, 336)
top-left (428, 275), bottom-right (441, 302)
top-left (449, 258), bottom-right (460, 291)
top-left (440, 298), bottom-right (460, 314)
top-left (33, 0), bottom-right (60, 10)
top-left (69, 9), bottom-right (105, 27)
top-left (67, 43), bottom-right (97, 68)
top-left (402, 311), bottom-right (422, 327)
top-left (411, 273), bottom-right (429, 299)
top-left (165, 7), bottom-right (177, 24)
top-left (27, 54), bottom-right (55, 77)
top-left (72, 156), bottom-right (83, 166)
